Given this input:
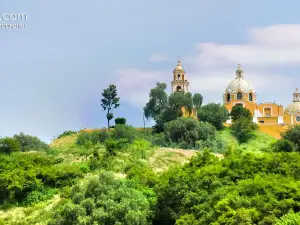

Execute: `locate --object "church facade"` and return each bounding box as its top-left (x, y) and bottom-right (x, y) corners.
top-left (170, 61), bottom-right (300, 126)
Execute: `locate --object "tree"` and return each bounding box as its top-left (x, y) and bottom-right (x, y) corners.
top-left (101, 84), bottom-right (120, 131)
top-left (197, 103), bottom-right (229, 130)
top-left (193, 93), bottom-right (203, 110)
top-left (230, 105), bottom-right (252, 121)
top-left (164, 118), bottom-right (216, 147)
top-left (282, 125), bottom-right (300, 152)
top-left (0, 137), bottom-right (20, 155)
top-left (231, 117), bottom-right (257, 142)
top-left (13, 132), bottom-right (49, 152)
top-left (115, 117), bottom-right (126, 125)
top-left (143, 82), bottom-right (168, 121)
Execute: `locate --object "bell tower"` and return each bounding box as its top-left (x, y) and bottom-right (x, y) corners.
top-left (171, 60), bottom-right (189, 93)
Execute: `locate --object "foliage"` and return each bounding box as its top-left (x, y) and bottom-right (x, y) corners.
top-left (111, 124), bottom-right (138, 143)
top-left (50, 172), bottom-right (156, 225)
top-left (231, 117), bottom-right (258, 142)
top-left (101, 84), bottom-right (120, 131)
top-left (272, 139), bottom-right (297, 152)
top-left (197, 103), bottom-right (229, 130)
top-left (164, 118), bottom-right (216, 147)
top-left (56, 130), bottom-right (78, 139)
top-left (282, 125), bottom-right (300, 152)
top-left (13, 132), bottom-right (49, 152)
top-left (276, 210), bottom-right (300, 225)
top-left (0, 137), bottom-right (20, 155)
top-left (192, 93), bottom-right (203, 110)
top-left (144, 82), bottom-right (168, 121)
top-left (230, 105), bottom-right (253, 121)
top-left (230, 107), bottom-right (258, 143)
top-left (154, 151), bottom-right (300, 225)
top-left (115, 117), bottom-right (126, 125)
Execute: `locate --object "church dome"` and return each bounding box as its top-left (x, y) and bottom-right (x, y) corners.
top-left (173, 60), bottom-right (185, 72)
top-left (285, 88), bottom-right (300, 114)
top-left (225, 64), bottom-right (254, 93)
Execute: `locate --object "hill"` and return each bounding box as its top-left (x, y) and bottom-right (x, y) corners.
top-left (0, 128), bottom-right (286, 225)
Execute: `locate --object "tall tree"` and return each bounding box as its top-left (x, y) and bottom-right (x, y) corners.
top-left (193, 93), bottom-right (203, 110)
top-left (101, 84), bottom-right (120, 131)
top-left (143, 82), bottom-right (168, 121)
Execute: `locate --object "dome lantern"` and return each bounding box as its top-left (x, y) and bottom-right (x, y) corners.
top-left (236, 64), bottom-right (244, 79)
top-left (293, 88), bottom-right (300, 102)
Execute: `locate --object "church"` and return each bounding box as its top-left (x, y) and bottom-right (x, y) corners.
top-left (170, 60), bottom-right (300, 128)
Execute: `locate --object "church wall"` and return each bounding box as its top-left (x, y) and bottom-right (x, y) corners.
top-left (257, 116), bottom-right (278, 124)
top-left (256, 103), bottom-right (284, 117)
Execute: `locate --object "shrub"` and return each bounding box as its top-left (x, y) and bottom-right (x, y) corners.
top-left (273, 139), bottom-right (296, 152)
top-left (115, 117), bottom-right (126, 125)
top-left (111, 124), bottom-right (138, 143)
top-left (282, 125), bottom-right (300, 152)
top-left (164, 118), bottom-right (216, 147)
top-left (231, 117), bottom-right (258, 142)
top-left (50, 172), bottom-right (155, 225)
top-left (0, 137), bottom-right (21, 155)
top-left (197, 103), bottom-right (229, 130)
top-left (104, 138), bottom-right (129, 156)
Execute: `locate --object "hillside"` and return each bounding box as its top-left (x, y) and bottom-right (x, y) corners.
top-left (0, 128), bottom-right (293, 225)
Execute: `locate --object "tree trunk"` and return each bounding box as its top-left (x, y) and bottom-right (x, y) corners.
top-left (108, 119), bottom-right (110, 132)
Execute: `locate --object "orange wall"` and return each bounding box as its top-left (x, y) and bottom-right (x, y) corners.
top-left (256, 103), bottom-right (283, 117)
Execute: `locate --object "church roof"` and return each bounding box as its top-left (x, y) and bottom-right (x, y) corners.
top-left (225, 64), bottom-right (254, 94)
top-left (285, 88), bottom-right (300, 114)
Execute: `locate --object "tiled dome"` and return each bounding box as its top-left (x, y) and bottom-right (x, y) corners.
top-left (225, 64), bottom-right (254, 94)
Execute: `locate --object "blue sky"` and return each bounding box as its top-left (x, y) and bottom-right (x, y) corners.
top-left (1, 1), bottom-right (300, 142)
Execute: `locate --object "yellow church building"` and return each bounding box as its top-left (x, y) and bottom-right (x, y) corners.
top-left (223, 64), bottom-right (300, 127)
top-left (170, 61), bottom-right (299, 138)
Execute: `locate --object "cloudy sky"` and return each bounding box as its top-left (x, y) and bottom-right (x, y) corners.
top-left (1, 1), bottom-right (300, 142)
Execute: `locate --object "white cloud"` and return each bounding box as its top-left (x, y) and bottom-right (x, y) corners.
top-left (149, 53), bottom-right (170, 62)
top-left (117, 24), bottom-right (300, 108)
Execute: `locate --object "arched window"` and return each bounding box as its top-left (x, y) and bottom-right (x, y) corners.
top-left (226, 94), bottom-right (231, 102)
top-left (264, 107), bottom-right (272, 117)
top-left (296, 116), bottom-right (300, 123)
top-left (249, 93), bottom-right (253, 102)
top-left (237, 92), bottom-right (243, 100)
top-left (178, 74), bottom-right (181, 80)
top-left (176, 86), bottom-right (182, 92)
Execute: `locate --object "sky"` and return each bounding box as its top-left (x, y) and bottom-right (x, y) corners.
top-left (1, 1), bottom-right (300, 143)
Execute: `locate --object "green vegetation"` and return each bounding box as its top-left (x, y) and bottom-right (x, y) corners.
top-left (3, 86), bottom-right (300, 225)
top-left (197, 103), bottom-right (229, 130)
top-left (101, 84), bottom-right (120, 131)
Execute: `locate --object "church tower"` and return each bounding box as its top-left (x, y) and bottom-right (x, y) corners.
top-left (171, 60), bottom-right (189, 93)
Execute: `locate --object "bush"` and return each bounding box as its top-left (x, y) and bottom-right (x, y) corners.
top-left (197, 103), bottom-right (229, 130)
top-left (231, 117), bottom-right (257, 142)
top-left (282, 125), bottom-right (300, 152)
top-left (273, 139), bottom-right (296, 152)
top-left (115, 117), bottom-right (126, 125)
top-left (164, 118), bottom-right (216, 147)
top-left (0, 137), bottom-right (20, 155)
top-left (104, 138), bottom-right (129, 156)
top-left (13, 132), bottom-right (49, 152)
top-left (111, 124), bottom-right (138, 143)
top-left (50, 172), bottom-right (155, 225)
